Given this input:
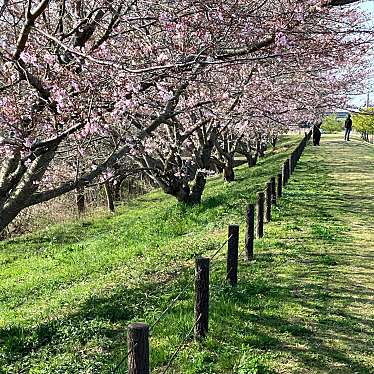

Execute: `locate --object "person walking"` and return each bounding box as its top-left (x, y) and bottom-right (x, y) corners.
top-left (313, 122), bottom-right (322, 146)
top-left (344, 113), bottom-right (352, 141)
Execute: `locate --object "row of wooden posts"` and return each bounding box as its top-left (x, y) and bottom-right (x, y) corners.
top-left (125, 131), bottom-right (312, 374)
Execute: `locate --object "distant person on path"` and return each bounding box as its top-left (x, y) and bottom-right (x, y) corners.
top-left (344, 113), bottom-right (352, 141)
top-left (313, 123), bottom-right (322, 146)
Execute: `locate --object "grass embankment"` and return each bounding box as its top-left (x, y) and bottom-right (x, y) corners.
top-left (1, 134), bottom-right (373, 373)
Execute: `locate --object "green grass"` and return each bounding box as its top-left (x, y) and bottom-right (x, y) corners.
top-left (1, 134), bottom-right (374, 373)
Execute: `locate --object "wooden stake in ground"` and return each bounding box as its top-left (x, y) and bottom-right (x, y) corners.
top-left (128, 323), bottom-right (150, 374)
top-left (282, 161), bottom-right (289, 186)
top-left (288, 158), bottom-right (293, 177)
top-left (245, 204), bottom-right (255, 260)
top-left (271, 177), bottom-right (277, 205)
top-left (195, 257), bottom-right (210, 339)
top-left (256, 192), bottom-right (265, 238)
top-left (277, 173), bottom-right (283, 198)
top-left (227, 225), bottom-right (239, 286)
top-left (265, 182), bottom-right (272, 222)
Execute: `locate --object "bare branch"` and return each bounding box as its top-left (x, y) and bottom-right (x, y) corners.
top-left (13, 0), bottom-right (50, 60)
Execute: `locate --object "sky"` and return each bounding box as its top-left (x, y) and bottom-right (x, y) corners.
top-left (348, 1), bottom-right (374, 108)
top-left (359, 0), bottom-right (374, 13)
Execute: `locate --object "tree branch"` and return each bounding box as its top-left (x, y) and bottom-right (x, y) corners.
top-left (327, 0), bottom-right (360, 6)
top-left (12, 0), bottom-right (50, 60)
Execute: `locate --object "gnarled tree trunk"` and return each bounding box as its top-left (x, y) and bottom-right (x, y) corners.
top-left (223, 158), bottom-right (235, 182)
top-left (76, 186), bottom-right (86, 215)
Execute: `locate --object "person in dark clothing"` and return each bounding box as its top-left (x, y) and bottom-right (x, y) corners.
top-left (344, 113), bottom-right (352, 141)
top-left (313, 123), bottom-right (322, 146)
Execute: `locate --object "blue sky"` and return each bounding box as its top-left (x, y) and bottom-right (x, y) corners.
top-left (360, 0), bottom-right (374, 12)
top-left (348, 1), bottom-right (374, 108)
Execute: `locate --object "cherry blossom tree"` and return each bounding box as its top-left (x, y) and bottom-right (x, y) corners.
top-left (0, 0), bottom-right (372, 233)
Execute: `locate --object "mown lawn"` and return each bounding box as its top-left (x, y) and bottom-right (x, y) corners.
top-left (1, 134), bottom-right (373, 374)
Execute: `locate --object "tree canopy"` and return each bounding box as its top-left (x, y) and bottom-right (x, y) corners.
top-left (0, 0), bottom-right (372, 232)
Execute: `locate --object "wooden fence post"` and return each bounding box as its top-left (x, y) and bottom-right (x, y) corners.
top-left (290, 153), bottom-right (294, 173)
top-left (301, 139), bottom-right (305, 154)
top-left (297, 144), bottom-right (301, 160)
top-left (292, 151), bottom-right (297, 172)
top-left (256, 192), bottom-right (265, 238)
top-left (128, 323), bottom-right (150, 374)
top-left (288, 158), bottom-right (293, 177)
top-left (227, 225), bottom-right (239, 286)
top-left (277, 173), bottom-right (283, 198)
top-left (270, 177), bottom-right (277, 205)
top-left (282, 161), bottom-right (289, 186)
top-left (245, 204), bottom-right (255, 260)
top-left (265, 182), bottom-right (272, 223)
top-left (195, 257), bottom-right (210, 339)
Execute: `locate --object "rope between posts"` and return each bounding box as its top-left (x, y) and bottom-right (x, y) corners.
top-left (211, 234), bottom-right (232, 260)
top-left (150, 235), bottom-right (232, 331)
top-left (112, 341), bottom-right (137, 373)
top-left (150, 274), bottom-right (193, 331)
top-left (161, 314), bottom-right (202, 374)
top-left (209, 234), bottom-right (234, 274)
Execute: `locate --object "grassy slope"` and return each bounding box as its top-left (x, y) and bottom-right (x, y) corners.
top-left (0, 136), bottom-right (301, 373)
top-left (1, 135), bottom-right (373, 374)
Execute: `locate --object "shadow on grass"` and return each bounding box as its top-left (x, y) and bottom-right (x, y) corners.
top-left (2, 137), bottom-right (374, 373)
top-left (0, 266), bottom-right (192, 372)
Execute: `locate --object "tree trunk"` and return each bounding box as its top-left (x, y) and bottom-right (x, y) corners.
top-left (76, 185), bottom-right (85, 215)
top-left (245, 153), bottom-right (257, 168)
top-left (271, 136), bottom-right (278, 148)
top-left (0, 146), bottom-right (58, 234)
top-left (113, 176), bottom-right (125, 201)
top-left (104, 181), bottom-right (115, 213)
top-left (213, 159), bottom-right (224, 173)
top-left (174, 185), bottom-right (191, 204)
top-left (189, 173), bottom-right (207, 204)
top-left (163, 173), bottom-right (207, 205)
top-left (0, 206), bottom-right (24, 235)
top-left (257, 140), bottom-right (267, 157)
top-left (223, 158), bottom-right (235, 182)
